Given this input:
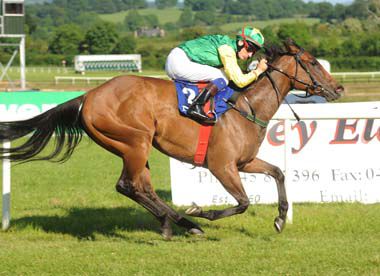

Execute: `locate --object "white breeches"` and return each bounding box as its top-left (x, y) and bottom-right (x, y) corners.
top-left (165, 47), bottom-right (228, 83)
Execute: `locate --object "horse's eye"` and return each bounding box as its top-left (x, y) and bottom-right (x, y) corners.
top-left (311, 60), bottom-right (318, 66)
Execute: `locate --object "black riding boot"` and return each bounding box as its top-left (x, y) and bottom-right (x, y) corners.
top-left (187, 83), bottom-right (218, 124)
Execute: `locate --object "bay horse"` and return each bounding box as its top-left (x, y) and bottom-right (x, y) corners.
top-left (0, 39), bottom-right (343, 239)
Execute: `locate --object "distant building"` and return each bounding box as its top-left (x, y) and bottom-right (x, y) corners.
top-left (134, 26), bottom-right (165, 38)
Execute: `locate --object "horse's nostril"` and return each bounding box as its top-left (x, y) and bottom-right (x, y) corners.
top-left (335, 85), bottom-right (344, 93)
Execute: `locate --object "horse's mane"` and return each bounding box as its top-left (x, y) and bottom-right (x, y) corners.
top-left (230, 38), bottom-right (300, 91)
top-left (263, 43), bottom-right (285, 63)
top-left (263, 38), bottom-right (302, 63)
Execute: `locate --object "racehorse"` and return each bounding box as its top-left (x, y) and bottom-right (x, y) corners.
top-left (0, 39), bottom-right (343, 239)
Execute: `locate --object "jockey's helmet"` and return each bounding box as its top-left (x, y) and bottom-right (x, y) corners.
top-left (236, 27), bottom-right (264, 51)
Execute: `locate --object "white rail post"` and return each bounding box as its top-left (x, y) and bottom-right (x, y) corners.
top-left (19, 36), bottom-right (26, 90)
top-left (2, 140), bottom-right (11, 230)
top-left (284, 119), bottom-right (293, 224)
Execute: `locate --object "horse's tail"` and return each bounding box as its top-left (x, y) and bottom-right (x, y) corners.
top-left (0, 95), bottom-right (85, 163)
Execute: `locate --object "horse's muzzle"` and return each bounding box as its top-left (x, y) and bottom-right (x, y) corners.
top-left (335, 85), bottom-right (345, 94)
top-left (323, 84), bottom-right (344, 102)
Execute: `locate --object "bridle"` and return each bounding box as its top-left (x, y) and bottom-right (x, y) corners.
top-left (264, 48), bottom-right (336, 121)
top-left (266, 48), bottom-right (327, 99)
top-left (227, 48), bottom-right (334, 127)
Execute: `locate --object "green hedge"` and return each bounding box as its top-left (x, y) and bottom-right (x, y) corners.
top-left (327, 56), bottom-right (380, 72)
top-left (26, 53), bottom-right (71, 66)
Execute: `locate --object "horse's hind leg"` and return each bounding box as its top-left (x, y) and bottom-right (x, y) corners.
top-left (135, 163), bottom-right (204, 235)
top-left (82, 113), bottom-right (202, 237)
top-left (117, 161), bottom-right (204, 237)
top-left (116, 162), bottom-right (174, 239)
top-left (149, 187), bottom-right (204, 235)
top-left (240, 158), bottom-right (288, 233)
top-left (186, 161), bottom-right (250, 221)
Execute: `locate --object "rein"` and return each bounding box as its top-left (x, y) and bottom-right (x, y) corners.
top-left (265, 71), bottom-right (300, 122)
top-left (226, 48), bottom-right (330, 127)
top-left (225, 96), bottom-right (269, 128)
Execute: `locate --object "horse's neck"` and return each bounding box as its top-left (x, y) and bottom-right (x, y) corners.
top-left (245, 60), bottom-right (293, 122)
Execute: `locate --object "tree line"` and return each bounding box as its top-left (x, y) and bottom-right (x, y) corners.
top-left (5, 0), bottom-right (379, 70)
top-left (27, 0), bottom-right (380, 21)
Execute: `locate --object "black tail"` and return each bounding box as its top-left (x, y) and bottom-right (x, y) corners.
top-left (0, 95), bottom-right (85, 163)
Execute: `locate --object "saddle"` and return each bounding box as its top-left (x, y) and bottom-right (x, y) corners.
top-left (174, 80), bottom-right (237, 122)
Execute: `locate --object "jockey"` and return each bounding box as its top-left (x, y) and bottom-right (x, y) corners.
top-left (165, 26), bottom-right (268, 124)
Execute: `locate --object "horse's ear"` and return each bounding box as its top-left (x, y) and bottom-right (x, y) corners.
top-left (283, 38), bottom-right (299, 53)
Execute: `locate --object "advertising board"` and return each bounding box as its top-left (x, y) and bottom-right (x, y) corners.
top-left (170, 102), bottom-right (380, 206)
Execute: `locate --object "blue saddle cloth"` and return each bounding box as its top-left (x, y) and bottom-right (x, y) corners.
top-left (174, 80), bottom-right (235, 119)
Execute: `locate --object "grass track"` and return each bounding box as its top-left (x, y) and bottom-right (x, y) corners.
top-left (0, 138), bottom-right (379, 275)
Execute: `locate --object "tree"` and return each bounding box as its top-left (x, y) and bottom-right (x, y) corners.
top-left (72, 12), bottom-right (103, 30)
top-left (112, 35), bottom-right (137, 54)
top-left (25, 13), bottom-right (38, 35)
top-left (361, 33), bottom-right (380, 56)
top-left (341, 36), bottom-right (362, 57)
top-left (194, 11), bottom-right (216, 26)
top-left (310, 2), bottom-right (335, 22)
top-left (82, 23), bottom-right (119, 54)
top-left (277, 23), bottom-right (313, 49)
top-left (121, 0), bottom-right (147, 9)
top-left (93, 0), bottom-right (117, 13)
top-left (46, 6), bottom-right (66, 27)
top-left (124, 10), bottom-right (145, 31)
top-left (316, 37), bottom-right (342, 57)
top-left (346, 0), bottom-right (371, 19)
top-left (156, 0), bottom-right (177, 9)
top-left (144, 14), bottom-right (160, 27)
top-left (178, 8), bottom-right (193, 28)
top-left (48, 24), bottom-right (83, 55)
top-left (184, 0), bottom-right (218, 12)
top-left (334, 4), bottom-right (348, 21)
top-left (178, 26), bottom-right (206, 41)
top-left (340, 18), bottom-right (363, 35)
top-left (262, 25), bottom-right (280, 46)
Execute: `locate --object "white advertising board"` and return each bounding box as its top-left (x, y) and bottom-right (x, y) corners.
top-left (170, 102), bottom-right (380, 206)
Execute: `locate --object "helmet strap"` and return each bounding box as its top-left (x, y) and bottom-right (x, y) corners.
top-left (241, 26), bottom-right (249, 50)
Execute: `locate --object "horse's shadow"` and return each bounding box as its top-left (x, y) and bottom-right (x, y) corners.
top-left (12, 190), bottom-right (178, 240)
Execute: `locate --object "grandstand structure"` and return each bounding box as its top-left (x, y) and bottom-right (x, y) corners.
top-left (0, 0), bottom-right (25, 89)
top-left (74, 54), bottom-right (142, 74)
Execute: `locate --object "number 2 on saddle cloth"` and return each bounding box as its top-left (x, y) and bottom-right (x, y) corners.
top-left (174, 80), bottom-right (235, 120)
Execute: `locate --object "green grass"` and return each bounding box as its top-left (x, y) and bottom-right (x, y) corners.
top-left (0, 138), bottom-right (380, 274)
top-left (99, 7), bottom-right (182, 25)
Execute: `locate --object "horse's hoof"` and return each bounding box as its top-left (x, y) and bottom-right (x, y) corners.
top-left (161, 228), bottom-right (173, 240)
top-left (274, 216), bottom-right (286, 233)
top-left (185, 204), bottom-right (202, 216)
top-left (188, 228), bottom-right (204, 236)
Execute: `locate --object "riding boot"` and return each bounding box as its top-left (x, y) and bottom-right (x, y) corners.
top-left (187, 83), bottom-right (219, 124)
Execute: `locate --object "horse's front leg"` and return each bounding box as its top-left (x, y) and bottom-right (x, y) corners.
top-left (240, 158), bottom-right (288, 233)
top-left (186, 161), bottom-right (250, 221)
